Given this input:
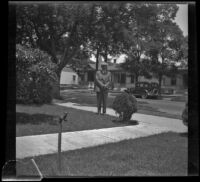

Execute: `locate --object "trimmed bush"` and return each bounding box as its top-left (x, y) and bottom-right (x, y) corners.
top-left (16, 44), bottom-right (58, 104)
top-left (112, 92), bottom-right (137, 122)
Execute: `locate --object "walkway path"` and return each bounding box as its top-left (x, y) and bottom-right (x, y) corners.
top-left (16, 102), bottom-right (187, 159)
top-left (55, 102), bottom-right (186, 132)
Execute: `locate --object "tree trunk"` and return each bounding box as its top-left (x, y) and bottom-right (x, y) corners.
top-left (52, 45), bottom-right (80, 99)
top-left (135, 55), bottom-right (140, 85)
top-left (104, 54), bottom-right (108, 63)
top-left (135, 74), bottom-right (139, 85)
top-left (103, 45), bottom-right (108, 63)
top-left (52, 70), bottom-right (61, 99)
top-left (96, 49), bottom-right (100, 71)
top-left (158, 74), bottom-right (162, 96)
top-left (103, 52), bottom-right (108, 63)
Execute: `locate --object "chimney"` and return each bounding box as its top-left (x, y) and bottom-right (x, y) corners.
top-left (113, 59), bottom-right (117, 64)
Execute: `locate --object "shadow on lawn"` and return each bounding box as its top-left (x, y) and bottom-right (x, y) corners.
top-left (16, 113), bottom-right (58, 125)
top-left (112, 119), bottom-right (139, 126)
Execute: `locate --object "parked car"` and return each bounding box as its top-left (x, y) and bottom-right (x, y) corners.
top-left (125, 82), bottom-right (159, 99)
top-left (182, 101), bottom-right (188, 126)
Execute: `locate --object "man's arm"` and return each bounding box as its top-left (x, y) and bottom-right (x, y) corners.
top-left (105, 72), bottom-right (111, 88)
top-left (95, 71), bottom-right (105, 88)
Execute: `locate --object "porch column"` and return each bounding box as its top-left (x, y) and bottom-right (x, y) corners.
top-left (84, 72), bottom-right (88, 82)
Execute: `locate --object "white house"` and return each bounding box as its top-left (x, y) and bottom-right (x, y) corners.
top-left (60, 66), bottom-right (79, 85)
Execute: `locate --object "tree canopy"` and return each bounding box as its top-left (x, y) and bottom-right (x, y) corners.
top-left (16, 2), bottom-right (187, 96)
top-left (121, 4), bottom-right (186, 94)
top-left (17, 3), bottom-right (94, 75)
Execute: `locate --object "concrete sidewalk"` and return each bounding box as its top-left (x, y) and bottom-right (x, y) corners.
top-left (55, 102), bottom-right (186, 132)
top-left (16, 102), bottom-right (187, 159)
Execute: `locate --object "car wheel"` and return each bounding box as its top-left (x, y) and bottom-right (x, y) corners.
top-left (141, 93), bottom-right (148, 99)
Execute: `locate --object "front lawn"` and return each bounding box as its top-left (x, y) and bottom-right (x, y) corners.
top-left (16, 104), bottom-right (137, 137)
top-left (16, 132), bottom-right (188, 177)
top-left (61, 90), bottom-right (181, 119)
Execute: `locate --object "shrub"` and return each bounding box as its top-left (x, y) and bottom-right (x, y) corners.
top-left (182, 101), bottom-right (188, 126)
top-left (112, 92), bottom-right (137, 122)
top-left (16, 44), bottom-right (58, 104)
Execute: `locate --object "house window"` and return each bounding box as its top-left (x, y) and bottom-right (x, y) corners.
top-left (171, 77), bottom-right (176, 86)
top-left (131, 75), bottom-right (134, 83)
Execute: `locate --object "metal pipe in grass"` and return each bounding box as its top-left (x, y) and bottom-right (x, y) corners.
top-left (57, 112), bottom-right (68, 172)
top-left (31, 158), bottom-right (43, 179)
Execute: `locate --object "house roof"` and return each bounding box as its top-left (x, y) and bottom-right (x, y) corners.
top-left (62, 58), bottom-right (125, 73)
top-left (88, 62), bottom-right (123, 71)
top-left (62, 67), bottom-right (76, 73)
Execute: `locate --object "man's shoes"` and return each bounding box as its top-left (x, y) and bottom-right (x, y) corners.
top-left (96, 112), bottom-right (101, 115)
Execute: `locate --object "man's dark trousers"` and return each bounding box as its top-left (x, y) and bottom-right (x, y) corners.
top-left (96, 91), bottom-right (108, 114)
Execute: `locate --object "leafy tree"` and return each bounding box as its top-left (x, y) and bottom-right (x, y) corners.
top-left (120, 4), bottom-right (159, 83)
top-left (121, 56), bottom-right (152, 84)
top-left (68, 49), bottom-right (91, 76)
top-left (16, 3), bottom-right (95, 96)
top-left (144, 4), bottom-right (185, 95)
top-left (86, 2), bottom-right (154, 70)
top-left (85, 3), bottom-right (130, 70)
top-left (178, 35), bottom-right (188, 68)
top-left (120, 4), bottom-right (186, 93)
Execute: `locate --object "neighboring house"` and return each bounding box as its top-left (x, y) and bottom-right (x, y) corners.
top-left (60, 59), bottom-right (188, 93)
top-left (161, 68), bottom-right (188, 94)
top-left (80, 59), bottom-right (188, 92)
top-left (60, 66), bottom-right (79, 85)
top-left (78, 59), bottom-right (135, 89)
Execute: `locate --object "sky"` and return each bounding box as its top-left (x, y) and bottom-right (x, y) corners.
top-left (175, 4), bottom-right (188, 37)
top-left (91, 4), bottom-right (188, 63)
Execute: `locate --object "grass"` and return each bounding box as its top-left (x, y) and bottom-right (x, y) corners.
top-left (16, 104), bottom-right (138, 137)
top-left (16, 132), bottom-right (188, 177)
top-left (61, 90), bottom-right (181, 119)
top-left (16, 89), bottom-right (182, 137)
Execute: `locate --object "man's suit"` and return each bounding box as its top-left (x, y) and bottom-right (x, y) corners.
top-left (95, 70), bottom-right (111, 114)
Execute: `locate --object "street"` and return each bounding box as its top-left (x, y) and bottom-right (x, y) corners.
top-left (136, 98), bottom-right (185, 116)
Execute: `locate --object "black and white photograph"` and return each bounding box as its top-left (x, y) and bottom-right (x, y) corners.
top-left (7, 0), bottom-right (198, 179)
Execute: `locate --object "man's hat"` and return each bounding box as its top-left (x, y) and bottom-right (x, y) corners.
top-left (101, 62), bottom-right (108, 66)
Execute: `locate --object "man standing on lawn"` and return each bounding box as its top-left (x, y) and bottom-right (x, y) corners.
top-left (95, 62), bottom-right (111, 115)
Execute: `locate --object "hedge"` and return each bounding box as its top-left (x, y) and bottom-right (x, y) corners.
top-left (16, 44), bottom-right (58, 104)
